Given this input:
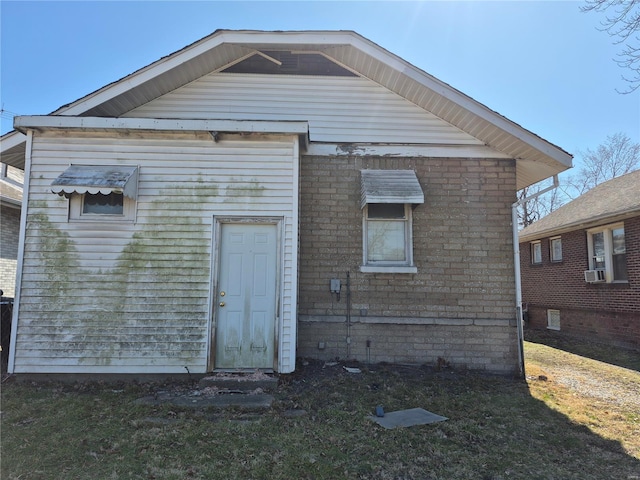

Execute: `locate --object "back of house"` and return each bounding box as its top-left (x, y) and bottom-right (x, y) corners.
top-left (0, 30), bottom-right (571, 377)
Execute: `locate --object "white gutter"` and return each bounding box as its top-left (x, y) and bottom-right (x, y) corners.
top-left (511, 174), bottom-right (559, 378)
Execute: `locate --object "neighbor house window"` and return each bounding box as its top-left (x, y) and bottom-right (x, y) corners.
top-left (547, 309), bottom-right (561, 331)
top-left (587, 223), bottom-right (627, 282)
top-left (362, 203), bottom-right (415, 272)
top-left (550, 236), bottom-right (562, 262)
top-left (531, 241), bottom-right (542, 264)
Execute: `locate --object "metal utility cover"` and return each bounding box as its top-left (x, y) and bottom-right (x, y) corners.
top-left (51, 165), bottom-right (138, 198)
top-left (368, 408), bottom-right (448, 429)
top-left (360, 169), bottom-right (424, 209)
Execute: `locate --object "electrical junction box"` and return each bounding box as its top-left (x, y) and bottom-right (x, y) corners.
top-left (330, 278), bottom-right (341, 293)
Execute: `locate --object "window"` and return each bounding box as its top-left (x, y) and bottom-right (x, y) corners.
top-left (587, 223), bottom-right (627, 282)
top-left (612, 227), bottom-right (628, 280)
top-left (69, 191), bottom-right (135, 221)
top-left (359, 169), bottom-right (423, 274)
top-left (51, 165), bottom-right (139, 223)
top-left (547, 309), bottom-right (561, 331)
top-left (83, 192), bottom-right (123, 215)
top-left (550, 237), bottom-right (562, 262)
top-left (362, 203), bottom-right (416, 273)
top-left (531, 241), bottom-right (542, 264)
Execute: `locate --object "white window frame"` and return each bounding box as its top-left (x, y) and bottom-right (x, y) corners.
top-left (361, 203), bottom-right (417, 274)
top-left (586, 222), bottom-right (627, 282)
top-left (550, 236), bottom-right (562, 262)
top-left (69, 192), bottom-right (136, 222)
top-left (531, 241), bottom-right (542, 265)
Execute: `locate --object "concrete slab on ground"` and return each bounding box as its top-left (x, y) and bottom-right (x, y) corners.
top-left (368, 408), bottom-right (448, 429)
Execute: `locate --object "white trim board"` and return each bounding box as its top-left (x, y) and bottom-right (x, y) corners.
top-left (14, 116), bottom-right (309, 135)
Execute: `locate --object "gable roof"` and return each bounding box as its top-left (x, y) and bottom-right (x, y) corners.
top-left (519, 169), bottom-right (640, 242)
top-left (1, 29), bottom-right (572, 189)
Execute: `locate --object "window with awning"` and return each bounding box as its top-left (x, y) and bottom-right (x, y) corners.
top-left (51, 165), bottom-right (138, 222)
top-left (360, 170), bottom-right (424, 273)
top-left (51, 165), bottom-right (138, 199)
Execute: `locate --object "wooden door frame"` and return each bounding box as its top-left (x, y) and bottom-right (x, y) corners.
top-left (208, 216), bottom-right (283, 372)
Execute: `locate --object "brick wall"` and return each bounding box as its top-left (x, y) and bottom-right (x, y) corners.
top-left (297, 155), bottom-right (520, 374)
top-left (298, 319), bottom-right (517, 373)
top-left (0, 206), bottom-right (20, 298)
top-left (520, 215), bottom-right (640, 349)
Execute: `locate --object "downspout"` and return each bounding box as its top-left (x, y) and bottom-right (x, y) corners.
top-left (511, 174), bottom-right (559, 378)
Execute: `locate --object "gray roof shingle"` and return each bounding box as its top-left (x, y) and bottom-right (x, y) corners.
top-left (519, 169), bottom-right (640, 242)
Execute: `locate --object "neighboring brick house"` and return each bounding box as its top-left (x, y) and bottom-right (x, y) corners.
top-left (0, 30), bottom-right (571, 376)
top-left (0, 162), bottom-right (23, 298)
top-left (519, 170), bottom-right (640, 350)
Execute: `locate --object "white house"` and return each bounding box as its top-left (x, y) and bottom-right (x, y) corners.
top-left (0, 30), bottom-right (571, 376)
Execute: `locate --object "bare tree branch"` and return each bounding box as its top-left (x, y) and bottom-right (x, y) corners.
top-left (517, 133), bottom-right (639, 226)
top-left (567, 132), bottom-right (640, 195)
top-left (582, 0), bottom-right (640, 93)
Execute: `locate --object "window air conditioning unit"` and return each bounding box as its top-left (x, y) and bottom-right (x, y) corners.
top-left (584, 269), bottom-right (606, 283)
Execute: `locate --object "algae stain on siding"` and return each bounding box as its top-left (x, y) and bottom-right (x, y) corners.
top-left (23, 183), bottom-right (222, 369)
top-left (104, 184), bottom-right (219, 364)
top-left (223, 178), bottom-right (265, 201)
top-left (27, 211), bottom-right (81, 298)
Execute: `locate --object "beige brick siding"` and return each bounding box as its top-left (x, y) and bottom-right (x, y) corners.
top-left (1, 206), bottom-right (20, 298)
top-left (298, 155), bottom-right (519, 373)
top-left (298, 318), bottom-right (517, 374)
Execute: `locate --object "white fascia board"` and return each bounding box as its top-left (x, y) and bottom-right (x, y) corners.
top-left (14, 116), bottom-right (309, 135)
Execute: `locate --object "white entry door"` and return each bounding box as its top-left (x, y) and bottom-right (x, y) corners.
top-left (215, 223), bottom-right (278, 369)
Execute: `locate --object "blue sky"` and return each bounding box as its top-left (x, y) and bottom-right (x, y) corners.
top-left (1, 0), bottom-right (639, 169)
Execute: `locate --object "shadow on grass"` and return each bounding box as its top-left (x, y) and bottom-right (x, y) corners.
top-left (2, 363), bottom-right (640, 479)
top-left (525, 327), bottom-right (640, 372)
top-left (276, 361), bottom-right (640, 479)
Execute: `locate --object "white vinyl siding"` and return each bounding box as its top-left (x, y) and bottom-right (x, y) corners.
top-left (14, 130), bottom-right (298, 374)
top-left (126, 73), bottom-right (482, 146)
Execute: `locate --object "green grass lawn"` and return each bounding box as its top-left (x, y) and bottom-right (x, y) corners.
top-left (2, 338), bottom-right (639, 479)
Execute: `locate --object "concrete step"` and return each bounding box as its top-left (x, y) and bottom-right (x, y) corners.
top-left (198, 373), bottom-right (278, 393)
top-left (135, 373), bottom-right (278, 411)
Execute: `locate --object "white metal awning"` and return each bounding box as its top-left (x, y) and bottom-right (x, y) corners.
top-left (51, 165), bottom-right (139, 199)
top-left (360, 169), bottom-right (424, 209)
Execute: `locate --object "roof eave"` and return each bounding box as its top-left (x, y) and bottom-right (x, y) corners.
top-left (1, 30), bottom-right (572, 182)
top-left (519, 208), bottom-right (640, 243)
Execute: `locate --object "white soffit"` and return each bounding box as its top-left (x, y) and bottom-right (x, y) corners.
top-left (360, 169), bottom-right (424, 209)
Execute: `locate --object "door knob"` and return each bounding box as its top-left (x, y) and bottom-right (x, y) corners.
top-left (219, 302), bottom-right (225, 307)
top-left (220, 291), bottom-right (226, 297)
